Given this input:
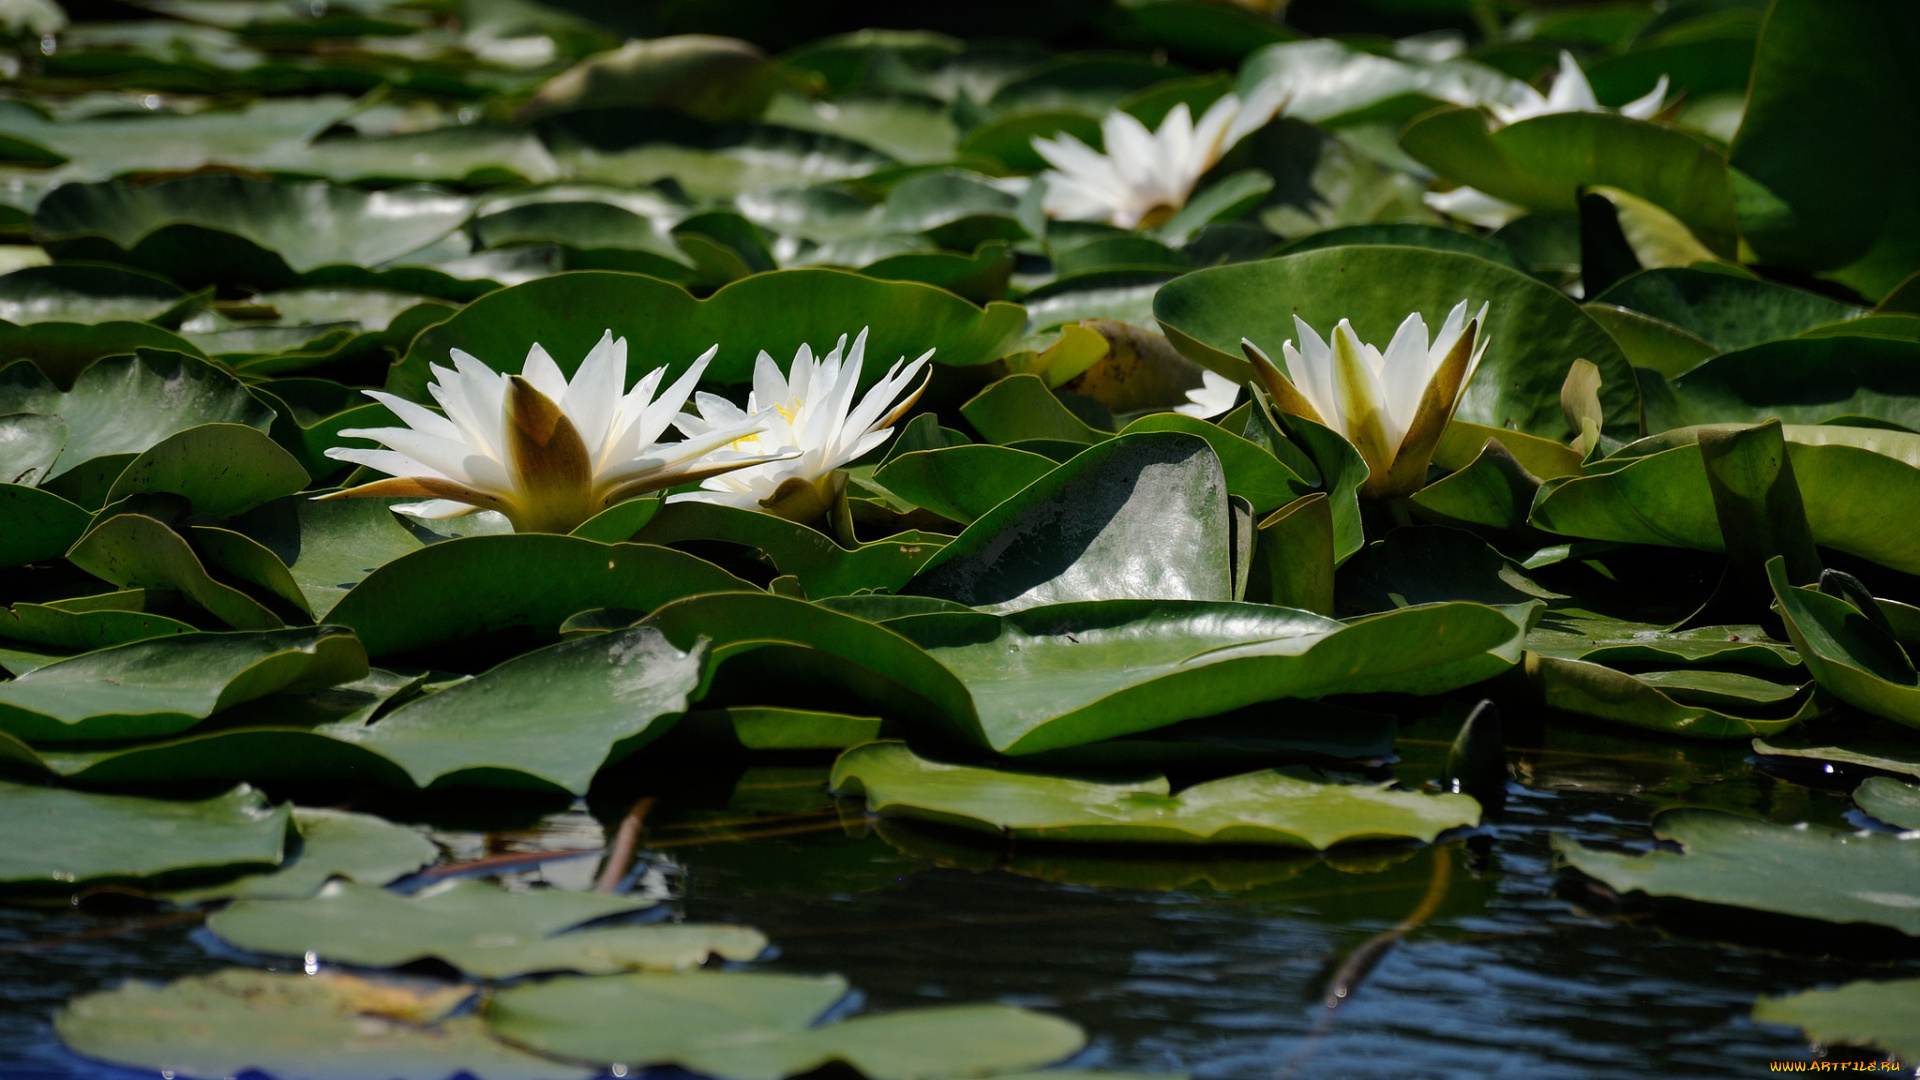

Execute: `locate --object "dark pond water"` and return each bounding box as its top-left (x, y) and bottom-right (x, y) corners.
top-left (4, 712), bottom-right (1916, 1080)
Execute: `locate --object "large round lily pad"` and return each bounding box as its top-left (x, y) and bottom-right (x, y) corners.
top-left (1, 781), bottom-right (289, 890)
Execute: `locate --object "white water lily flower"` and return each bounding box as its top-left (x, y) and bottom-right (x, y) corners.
top-left (671, 327), bottom-right (932, 522)
top-left (320, 332), bottom-right (789, 534)
top-left (1489, 49), bottom-right (1668, 127)
top-left (1031, 83), bottom-right (1288, 230)
top-left (1244, 301), bottom-right (1490, 499)
top-left (1175, 368), bottom-right (1242, 420)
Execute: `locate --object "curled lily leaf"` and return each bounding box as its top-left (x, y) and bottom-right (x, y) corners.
top-left (319, 332), bottom-right (792, 534)
top-left (1031, 84), bottom-right (1287, 230)
top-left (670, 327), bottom-right (932, 524)
top-left (1245, 301), bottom-right (1490, 500)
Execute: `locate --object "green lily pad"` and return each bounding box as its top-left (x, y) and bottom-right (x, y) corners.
top-left (1753, 978), bottom-right (1920, 1060)
top-left (98, 422), bottom-right (308, 519)
top-left (1854, 776), bottom-right (1920, 830)
top-left (1235, 38), bottom-right (1523, 128)
top-left (1754, 730), bottom-right (1920, 781)
top-left (1530, 655), bottom-right (1819, 740)
top-left (1555, 807), bottom-right (1920, 937)
top-left (765, 92), bottom-right (960, 164)
top-left (1591, 267), bottom-right (1866, 351)
top-left (0, 94), bottom-right (348, 176)
top-left (1730, 0), bottom-right (1920, 299)
top-left (0, 626), bottom-right (366, 743)
top-left (57, 969), bottom-right (586, 1080)
top-left (1119, 413), bottom-right (1313, 516)
top-left (0, 781), bottom-right (288, 890)
top-left (390, 268), bottom-right (1024, 401)
top-left (67, 513), bottom-right (286, 630)
top-left (0, 588), bottom-right (198, 651)
top-left (0, 349), bottom-right (274, 482)
top-left (1153, 246), bottom-right (1638, 440)
top-left (1271, 223), bottom-right (1528, 274)
top-left (0, 263), bottom-right (203, 326)
top-left (167, 806), bottom-right (438, 903)
top-left (35, 174), bottom-right (472, 276)
top-left (1531, 425), bottom-right (1920, 575)
top-left (832, 740), bottom-right (1480, 848)
top-left (635, 502), bottom-right (946, 598)
top-left (871, 444), bottom-right (1057, 525)
top-left (339, 624), bottom-right (706, 794)
top-left (0, 482), bottom-right (89, 568)
top-left (906, 432), bottom-right (1230, 613)
top-left (209, 878), bottom-right (762, 978)
top-left (1581, 302), bottom-right (1719, 379)
top-left (1400, 108), bottom-right (1737, 256)
top-left (1769, 558), bottom-right (1920, 731)
top-left (487, 972), bottom-right (1085, 1080)
top-left (1642, 336), bottom-right (1920, 432)
top-left (0, 320), bottom-right (208, 388)
top-left (549, 123), bottom-right (893, 201)
top-left (325, 535), bottom-right (747, 659)
top-left (219, 496), bottom-right (435, 620)
top-left (960, 373), bottom-right (1110, 446)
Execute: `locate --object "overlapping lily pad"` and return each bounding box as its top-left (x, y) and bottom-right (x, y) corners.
top-left (1555, 808), bottom-right (1920, 936)
top-left (1753, 978), bottom-right (1920, 1060)
top-left (487, 971), bottom-right (1086, 1080)
top-left (209, 879), bottom-right (763, 978)
top-left (833, 741), bottom-right (1479, 848)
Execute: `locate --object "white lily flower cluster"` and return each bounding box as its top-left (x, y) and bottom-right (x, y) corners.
top-left (1032, 82), bottom-right (1288, 230)
top-left (1244, 300), bottom-right (1490, 499)
top-left (323, 328), bottom-right (929, 534)
top-left (1428, 51), bottom-right (1669, 228)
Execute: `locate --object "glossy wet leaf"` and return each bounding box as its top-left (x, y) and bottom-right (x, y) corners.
top-left (0, 781), bottom-right (288, 889)
top-left (488, 971), bottom-right (1084, 1080)
top-left (211, 878), bottom-right (762, 978)
top-left (1531, 426), bottom-right (1920, 575)
top-left (833, 741), bottom-right (1479, 848)
top-left (336, 625), bottom-right (705, 794)
top-left (906, 432), bottom-right (1230, 613)
top-left (894, 598), bottom-right (1528, 756)
top-left (390, 269), bottom-right (1024, 402)
top-left (0, 626), bottom-right (365, 743)
top-left (1153, 246), bottom-right (1638, 440)
top-left (1401, 109), bottom-right (1737, 256)
top-left (1555, 808), bottom-right (1920, 937)
top-left (326, 535), bottom-right (746, 659)
top-left (1753, 978), bottom-right (1920, 1060)
top-left (57, 969), bottom-right (584, 1080)
top-left (0, 349), bottom-right (274, 482)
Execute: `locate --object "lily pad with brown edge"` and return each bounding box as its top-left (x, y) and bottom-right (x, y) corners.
top-left (56, 968), bottom-right (586, 1080)
top-left (1554, 808), bottom-right (1920, 937)
top-left (830, 740), bottom-right (1480, 849)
